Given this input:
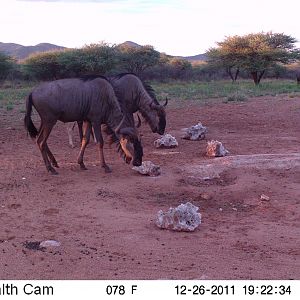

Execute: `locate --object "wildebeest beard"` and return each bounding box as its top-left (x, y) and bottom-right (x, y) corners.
top-left (104, 124), bottom-right (143, 165)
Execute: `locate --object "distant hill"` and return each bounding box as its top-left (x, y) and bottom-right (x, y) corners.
top-left (0, 40), bottom-right (206, 62)
top-left (0, 42), bottom-right (65, 60)
top-left (182, 53), bottom-right (207, 62)
top-left (118, 41), bottom-right (142, 49)
top-left (117, 41), bottom-right (207, 62)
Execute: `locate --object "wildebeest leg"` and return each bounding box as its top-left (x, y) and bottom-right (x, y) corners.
top-left (77, 121), bottom-right (83, 142)
top-left (36, 121), bottom-right (57, 175)
top-left (77, 121), bottom-right (96, 144)
top-left (77, 121), bottom-right (91, 170)
top-left (67, 122), bottom-right (76, 148)
top-left (92, 122), bottom-right (111, 173)
top-left (45, 144), bottom-right (59, 168)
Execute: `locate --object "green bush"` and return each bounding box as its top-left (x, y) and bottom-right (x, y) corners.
top-left (0, 52), bottom-right (16, 81)
top-left (23, 51), bottom-right (61, 80)
top-left (225, 92), bottom-right (247, 102)
top-left (23, 43), bottom-right (118, 80)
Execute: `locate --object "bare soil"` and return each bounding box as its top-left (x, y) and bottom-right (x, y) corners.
top-left (0, 95), bottom-right (299, 279)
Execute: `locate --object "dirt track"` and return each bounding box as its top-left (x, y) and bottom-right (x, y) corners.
top-left (0, 95), bottom-right (299, 279)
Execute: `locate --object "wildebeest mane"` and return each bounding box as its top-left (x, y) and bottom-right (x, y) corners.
top-left (112, 73), bottom-right (159, 105)
top-left (79, 74), bottom-right (109, 82)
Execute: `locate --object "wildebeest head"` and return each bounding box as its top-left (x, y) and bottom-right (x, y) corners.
top-left (111, 73), bottom-right (168, 136)
top-left (136, 82), bottom-right (167, 135)
top-left (115, 117), bottom-right (143, 166)
top-left (149, 97), bottom-right (168, 135)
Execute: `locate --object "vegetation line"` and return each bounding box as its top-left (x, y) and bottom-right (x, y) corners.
top-left (1, 80), bottom-right (300, 111)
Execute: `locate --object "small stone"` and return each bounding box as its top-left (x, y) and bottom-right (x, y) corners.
top-left (132, 161), bottom-right (161, 176)
top-left (200, 193), bottom-right (212, 200)
top-left (260, 194), bottom-right (270, 201)
top-left (39, 240), bottom-right (61, 248)
top-left (182, 123), bottom-right (208, 140)
top-left (206, 140), bottom-right (229, 157)
top-left (154, 134), bottom-right (178, 148)
top-left (156, 202), bottom-right (201, 232)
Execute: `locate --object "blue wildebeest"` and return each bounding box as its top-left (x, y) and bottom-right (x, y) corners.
top-left (24, 76), bottom-right (143, 174)
top-left (110, 73), bottom-right (167, 135)
top-left (67, 73), bottom-right (167, 147)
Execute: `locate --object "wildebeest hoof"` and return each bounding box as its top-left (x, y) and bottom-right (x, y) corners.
top-left (103, 165), bottom-right (112, 173)
top-left (48, 167), bottom-right (58, 175)
top-left (79, 163), bottom-right (88, 170)
top-left (52, 162), bottom-right (59, 168)
top-left (125, 157), bottom-right (132, 164)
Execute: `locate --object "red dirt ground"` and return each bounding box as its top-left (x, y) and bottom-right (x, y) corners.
top-left (0, 95), bottom-right (299, 280)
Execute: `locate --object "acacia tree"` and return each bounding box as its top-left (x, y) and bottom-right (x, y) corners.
top-left (206, 46), bottom-right (241, 82)
top-left (118, 45), bottom-right (160, 75)
top-left (207, 32), bottom-right (300, 85)
top-left (23, 43), bottom-right (118, 80)
top-left (23, 51), bottom-right (61, 80)
top-left (168, 57), bottom-right (192, 79)
top-left (58, 43), bottom-right (118, 77)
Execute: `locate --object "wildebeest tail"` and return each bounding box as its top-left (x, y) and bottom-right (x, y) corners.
top-left (24, 93), bottom-right (38, 138)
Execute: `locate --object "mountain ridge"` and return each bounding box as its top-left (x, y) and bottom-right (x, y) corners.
top-left (0, 41), bottom-right (206, 62)
top-left (0, 42), bottom-right (66, 60)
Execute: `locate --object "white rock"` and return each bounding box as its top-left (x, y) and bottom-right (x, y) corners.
top-left (206, 140), bottom-right (229, 157)
top-left (39, 240), bottom-right (61, 248)
top-left (260, 194), bottom-right (270, 201)
top-left (132, 161), bottom-right (161, 176)
top-left (154, 134), bottom-right (178, 148)
top-left (183, 123), bottom-right (208, 141)
top-left (156, 202), bottom-right (201, 231)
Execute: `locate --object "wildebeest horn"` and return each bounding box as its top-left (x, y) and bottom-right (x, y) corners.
top-left (164, 97), bottom-right (168, 107)
top-left (136, 114), bottom-right (141, 128)
top-left (115, 115), bottom-right (126, 134)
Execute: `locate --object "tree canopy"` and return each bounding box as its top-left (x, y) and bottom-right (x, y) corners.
top-left (117, 44), bottom-right (160, 75)
top-left (23, 43), bottom-right (118, 80)
top-left (207, 32), bottom-right (300, 84)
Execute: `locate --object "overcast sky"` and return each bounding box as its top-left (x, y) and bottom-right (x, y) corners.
top-left (1, 0), bottom-right (299, 56)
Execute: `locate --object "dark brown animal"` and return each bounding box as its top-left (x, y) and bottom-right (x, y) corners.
top-left (67, 73), bottom-right (167, 148)
top-left (24, 77), bottom-right (143, 174)
top-left (110, 73), bottom-right (167, 135)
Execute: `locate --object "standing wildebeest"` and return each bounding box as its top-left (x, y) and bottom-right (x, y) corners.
top-left (24, 76), bottom-right (143, 174)
top-left (67, 73), bottom-right (167, 147)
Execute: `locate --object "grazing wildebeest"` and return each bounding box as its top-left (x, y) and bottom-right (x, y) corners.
top-left (24, 76), bottom-right (143, 174)
top-left (110, 73), bottom-right (167, 135)
top-left (67, 73), bottom-right (167, 147)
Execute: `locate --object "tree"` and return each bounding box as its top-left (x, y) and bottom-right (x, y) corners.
top-left (206, 44), bottom-right (241, 82)
top-left (23, 51), bottom-right (61, 80)
top-left (287, 62), bottom-right (300, 83)
top-left (207, 32), bottom-right (300, 85)
top-left (79, 43), bottom-right (118, 75)
top-left (0, 52), bottom-right (15, 81)
top-left (58, 43), bottom-right (118, 78)
top-left (168, 57), bottom-right (192, 79)
top-left (23, 43), bottom-right (118, 80)
top-left (118, 45), bottom-right (160, 75)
